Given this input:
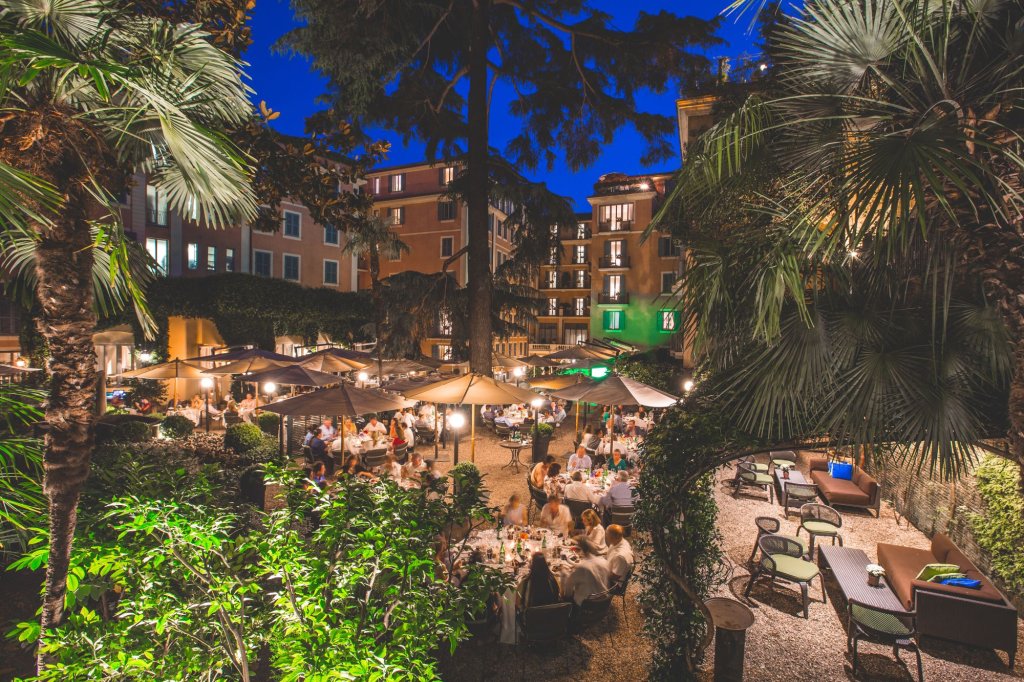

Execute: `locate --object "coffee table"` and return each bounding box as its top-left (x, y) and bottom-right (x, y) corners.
top-left (499, 439), bottom-right (531, 473)
top-left (774, 467), bottom-right (817, 514)
top-left (817, 546), bottom-right (906, 612)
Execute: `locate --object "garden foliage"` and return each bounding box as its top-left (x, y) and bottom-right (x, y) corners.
top-left (159, 415), bottom-right (194, 440)
top-left (223, 423), bottom-right (264, 454)
top-left (969, 455), bottom-right (1024, 597)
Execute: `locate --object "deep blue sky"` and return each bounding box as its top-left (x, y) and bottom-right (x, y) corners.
top-left (245, 1), bottom-right (763, 211)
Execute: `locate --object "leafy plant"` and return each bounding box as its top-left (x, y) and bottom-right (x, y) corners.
top-left (159, 415), bottom-right (195, 440)
top-left (969, 455), bottom-right (1024, 596)
top-left (256, 411), bottom-right (280, 435)
top-left (110, 421), bottom-right (151, 444)
top-left (223, 423), bottom-right (264, 454)
top-left (532, 422), bottom-right (554, 437)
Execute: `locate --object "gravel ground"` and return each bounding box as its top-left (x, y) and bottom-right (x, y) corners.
top-left (434, 432), bottom-right (1023, 682)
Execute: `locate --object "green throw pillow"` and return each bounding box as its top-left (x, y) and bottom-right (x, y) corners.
top-left (928, 572), bottom-right (966, 583)
top-left (914, 563), bottom-right (961, 582)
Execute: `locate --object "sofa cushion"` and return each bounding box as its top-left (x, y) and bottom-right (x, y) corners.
top-left (828, 461), bottom-right (854, 480)
top-left (878, 542), bottom-right (936, 610)
top-left (914, 563), bottom-right (961, 582)
top-left (851, 468), bottom-right (879, 500)
top-left (809, 470), bottom-right (871, 506)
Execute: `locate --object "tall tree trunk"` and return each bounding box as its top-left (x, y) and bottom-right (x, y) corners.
top-left (466, 0), bottom-right (492, 376)
top-left (34, 211), bottom-right (98, 667)
top-left (370, 247), bottom-right (384, 380)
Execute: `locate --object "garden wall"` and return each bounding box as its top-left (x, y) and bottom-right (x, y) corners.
top-left (863, 452), bottom-right (1024, 612)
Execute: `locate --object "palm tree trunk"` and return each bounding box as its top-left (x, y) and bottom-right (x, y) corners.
top-left (370, 247), bottom-right (384, 380)
top-left (34, 214), bottom-right (98, 665)
top-left (466, 0), bottom-right (492, 376)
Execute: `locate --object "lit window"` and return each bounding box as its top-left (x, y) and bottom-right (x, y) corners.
top-left (440, 166), bottom-right (456, 185)
top-left (146, 184), bottom-right (168, 226)
top-left (437, 201), bottom-right (456, 221)
top-left (187, 243), bottom-right (199, 270)
top-left (225, 248), bottom-right (235, 272)
top-left (323, 259), bottom-right (339, 285)
top-left (283, 254), bottom-right (300, 281)
top-left (254, 250), bottom-right (272, 277)
top-left (387, 206), bottom-right (404, 225)
top-left (389, 173), bottom-right (405, 192)
top-left (145, 238), bottom-right (168, 274)
top-left (206, 246), bottom-right (216, 271)
top-left (547, 298), bottom-right (558, 316)
top-left (603, 310), bottom-right (625, 331)
top-left (599, 203), bottom-right (634, 231)
top-left (282, 211), bottom-right (301, 238)
top-left (440, 236), bottom-right (454, 258)
top-left (658, 310), bottom-right (680, 332)
top-left (324, 224), bottom-right (339, 245)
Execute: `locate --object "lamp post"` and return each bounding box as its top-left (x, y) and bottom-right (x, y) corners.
top-left (357, 371), bottom-right (369, 388)
top-left (449, 411), bottom-right (465, 465)
top-left (138, 351), bottom-right (153, 364)
top-left (200, 377), bottom-right (214, 432)
top-left (513, 366), bottom-right (525, 383)
top-left (263, 381), bottom-right (277, 403)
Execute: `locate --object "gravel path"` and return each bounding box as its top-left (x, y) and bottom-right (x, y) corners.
top-left (435, 432), bottom-right (1023, 681)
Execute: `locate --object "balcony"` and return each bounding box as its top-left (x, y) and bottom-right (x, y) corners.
top-left (539, 278), bottom-right (591, 291)
top-left (597, 220), bottom-right (633, 233)
top-left (563, 226), bottom-right (592, 241)
top-left (539, 305), bottom-right (591, 318)
top-left (598, 256), bottom-right (630, 269)
top-left (598, 292), bottom-right (630, 304)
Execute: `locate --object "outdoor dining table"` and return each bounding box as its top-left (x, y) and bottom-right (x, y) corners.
top-left (596, 436), bottom-right (643, 460)
top-left (499, 439), bottom-right (532, 472)
top-left (460, 526), bottom-right (580, 644)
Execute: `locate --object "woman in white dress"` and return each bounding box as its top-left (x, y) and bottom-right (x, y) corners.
top-left (581, 508), bottom-right (607, 554)
top-left (502, 493), bottom-right (527, 526)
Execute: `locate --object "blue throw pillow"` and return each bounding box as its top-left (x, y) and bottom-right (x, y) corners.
top-left (829, 462), bottom-right (853, 480)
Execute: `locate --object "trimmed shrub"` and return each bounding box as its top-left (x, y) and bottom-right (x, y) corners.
top-left (533, 422), bottom-right (555, 437)
top-left (160, 415), bottom-right (195, 439)
top-left (257, 411), bottom-right (280, 435)
top-left (111, 420), bottom-right (152, 443)
top-left (224, 423), bottom-right (264, 454)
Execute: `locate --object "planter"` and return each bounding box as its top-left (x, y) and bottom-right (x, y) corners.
top-left (531, 433), bottom-right (552, 463)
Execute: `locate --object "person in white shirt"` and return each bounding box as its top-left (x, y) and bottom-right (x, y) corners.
top-left (363, 416), bottom-right (387, 436)
top-left (552, 401), bottom-right (567, 425)
top-left (599, 470), bottom-right (636, 511)
top-left (402, 452), bottom-right (427, 480)
top-left (563, 470), bottom-right (599, 505)
top-left (580, 509), bottom-right (607, 554)
top-left (238, 393), bottom-right (257, 423)
top-left (560, 538), bottom-right (611, 605)
top-left (502, 493), bottom-right (527, 526)
top-left (402, 422), bottom-right (416, 447)
top-left (567, 446), bottom-right (592, 473)
top-left (401, 408), bottom-right (416, 429)
top-left (381, 452), bottom-right (403, 480)
top-left (538, 494), bottom-right (574, 535)
top-left (319, 417), bottom-right (337, 443)
top-left (605, 524), bottom-right (634, 582)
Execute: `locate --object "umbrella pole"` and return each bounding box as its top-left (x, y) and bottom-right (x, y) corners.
top-left (574, 402), bottom-right (579, 434)
top-left (471, 409), bottom-right (476, 463)
top-left (433, 403), bottom-right (440, 460)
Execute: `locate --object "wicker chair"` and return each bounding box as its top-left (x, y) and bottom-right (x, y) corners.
top-left (564, 497), bottom-right (593, 529)
top-left (362, 449), bottom-right (389, 470)
top-left (495, 423), bottom-right (511, 439)
top-left (734, 462), bottom-right (774, 504)
top-left (392, 443), bottom-right (409, 464)
top-left (848, 599), bottom-right (923, 682)
top-left (748, 516), bottom-right (808, 565)
top-left (526, 475), bottom-right (548, 522)
top-left (744, 534), bottom-right (825, 618)
top-left (576, 588), bottom-right (614, 631)
top-left (769, 450), bottom-right (798, 474)
top-left (608, 505), bottom-right (635, 537)
top-left (797, 503), bottom-right (843, 557)
top-left (781, 482), bottom-right (818, 517)
top-left (608, 566), bottom-right (633, 623)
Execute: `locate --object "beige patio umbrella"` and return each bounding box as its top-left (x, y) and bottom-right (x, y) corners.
top-left (545, 344), bottom-right (617, 362)
top-left (298, 353), bottom-right (367, 373)
top-left (402, 373), bottom-right (539, 462)
top-left (519, 354), bottom-right (561, 368)
top-left (364, 359), bottom-right (434, 377)
top-left (200, 357), bottom-right (295, 410)
top-left (0, 363), bottom-right (41, 376)
top-left (187, 347), bottom-right (296, 363)
top-left (120, 359), bottom-right (207, 404)
top-left (249, 364), bottom-right (344, 389)
top-left (529, 374), bottom-right (595, 431)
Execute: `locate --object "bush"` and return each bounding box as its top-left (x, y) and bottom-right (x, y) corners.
top-left (257, 411), bottom-right (280, 435)
top-left (969, 455), bottom-right (1024, 596)
top-left (532, 422), bottom-right (554, 437)
top-left (224, 423), bottom-right (264, 454)
top-left (160, 415), bottom-right (195, 439)
top-left (111, 420), bottom-right (152, 443)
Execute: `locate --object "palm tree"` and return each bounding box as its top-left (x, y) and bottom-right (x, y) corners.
top-left (341, 212), bottom-right (409, 379)
top-left (656, 0), bottom-right (1024, 479)
top-left (0, 0), bottom-right (257, 660)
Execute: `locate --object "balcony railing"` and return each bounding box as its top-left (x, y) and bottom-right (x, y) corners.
top-left (598, 256), bottom-right (630, 269)
top-left (540, 305), bottom-right (591, 318)
top-left (598, 292), bottom-right (630, 304)
top-left (565, 226), bottom-right (592, 240)
top-left (597, 220), bottom-right (633, 233)
top-left (539, 279), bottom-right (591, 290)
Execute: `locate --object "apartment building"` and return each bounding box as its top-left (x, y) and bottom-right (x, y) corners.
top-left (534, 172), bottom-right (687, 355)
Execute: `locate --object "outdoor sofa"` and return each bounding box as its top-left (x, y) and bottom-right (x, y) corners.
top-left (877, 532), bottom-right (1017, 667)
top-left (807, 458), bottom-right (881, 517)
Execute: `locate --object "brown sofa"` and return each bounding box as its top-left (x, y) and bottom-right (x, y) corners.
top-left (877, 533), bottom-right (1017, 667)
top-left (807, 458), bottom-right (881, 517)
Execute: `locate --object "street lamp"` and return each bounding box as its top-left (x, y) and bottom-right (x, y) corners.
top-left (13, 357), bottom-right (27, 368)
top-left (512, 366), bottom-right (525, 378)
top-left (200, 377), bottom-right (214, 432)
top-left (357, 371), bottom-right (369, 387)
top-left (138, 351), bottom-right (153, 364)
top-left (683, 379), bottom-right (695, 393)
top-left (449, 411), bottom-right (465, 465)
top-left (263, 381), bottom-right (277, 400)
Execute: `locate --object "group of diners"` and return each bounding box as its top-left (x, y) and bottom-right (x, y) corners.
top-left (303, 447), bottom-right (440, 491)
top-left (156, 392), bottom-right (264, 425)
top-left (481, 399), bottom-right (568, 428)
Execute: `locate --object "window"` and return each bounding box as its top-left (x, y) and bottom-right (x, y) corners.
top-left (604, 239), bottom-right (626, 266)
top-left (603, 309), bottom-right (625, 331)
top-left (0, 298), bottom-right (20, 335)
top-left (658, 310), bottom-right (680, 332)
top-left (146, 184), bottom-right (168, 226)
top-left (389, 173), bottom-right (405, 192)
top-left (225, 248), bottom-right (235, 272)
top-left (574, 270), bottom-right (588, 288)
top-left (563, 324), bottom-right (589, 345)
top-left (538, 324), bottom-right (558, 344)
top-left (431, 344), bottom-right (453, 361)
top-left (387, 206), bottom-right (404, 225)
top-left (324, 224), bottom-right (339, 245)
top-left (573, 245), bottom-right (587, 264)
top-left (437, 200), bottom-right (456, 221)
top-left (283, 254), bottom-right (300, 282)
top-left (282, 210), bottom-right (301, 239)
top-left (661, 271), bottom-right (677, 293)
top-left (187, 243), bottom-right (199, 270)
top-left (437, 308), bottom-right (453, 336)
top-left (575, 222), bottom-right (590, 239)
top-left (599, 203), bottom-right (634, 231)
top-left (604, 274), bottom-right (622, 297)
top-left (544, 270), bottom-right (558, 288)
top-left (573, 297), bottom-right (588, 316)
top-left (658, 236), bottom-right (682, 257)
top-left (371, 177), bottom-right (382, 194)
top-left (145, 238), bottom-right (168, 274)
top-left (254, 250), bottom-right (272, 277)
top-left (546, 298), bottom-right (559, 316)
top-left (547, 246), bottom-right (559, 265)
top-left (439, 166), bottom-right (456, 185)
top-left (323, 259), bottom-right (339, 285)
top-left (206, 246), bottom-right (216, 271)
top-left (440, 236), bottom-right (454, 258)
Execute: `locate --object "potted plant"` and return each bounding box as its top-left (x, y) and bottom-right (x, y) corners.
top-left (531, 422), bottom-right (554, 463)
top-left (866, 563), bottom-right (886, 587)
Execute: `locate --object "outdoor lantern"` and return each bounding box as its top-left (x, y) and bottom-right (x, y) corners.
top-left (263, 381), bottom-right (277, 395)
top-left (357, 371), bottom-right (369, 383)
top-left (530, 398), bottom-right (543, 409)
top-left (138, 351), bottom-right (153, 364)
top-left (591, 366), bottom-right (609, 379)
top-left (513, 366), bottom-right (525, 377)
top-left (200, 377), bottom-right (214, 432)
top-left (449, 412), bottom-right (465, 430)
top-left (683, 379), bottom-right (695, 393)
top-left (13, 358), bottom-right (26, 368)
top-left (200, 377), bottom-right (214, 391)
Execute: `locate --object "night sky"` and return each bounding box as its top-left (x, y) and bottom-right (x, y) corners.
top-left (245, 1), bottom-right (763, 211)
